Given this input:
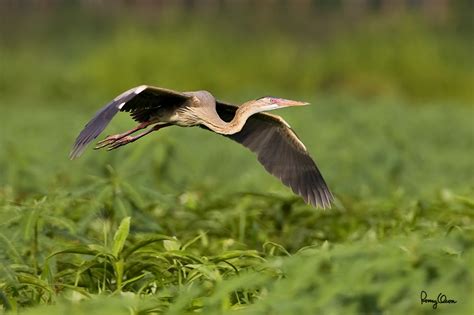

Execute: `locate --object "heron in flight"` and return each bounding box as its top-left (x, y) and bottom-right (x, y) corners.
top-left (70, 85), bottom-right (333, 208)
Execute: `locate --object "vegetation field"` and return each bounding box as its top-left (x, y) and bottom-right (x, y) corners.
top-left (0, 3), bottom-right (473, 315)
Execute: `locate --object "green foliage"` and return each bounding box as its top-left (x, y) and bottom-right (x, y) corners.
top-left (1, 9), bottom-right (473, 105)
top-left (1, 6), bottom-right (473, 315)
top-left (0, 193), bottom-right (473, 314)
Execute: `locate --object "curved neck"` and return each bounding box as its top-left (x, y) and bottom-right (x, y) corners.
top-left (201, 101), bottom-right (262, 135)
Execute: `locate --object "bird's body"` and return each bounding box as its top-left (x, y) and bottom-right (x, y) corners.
top-left (70, 85), bottom-right (333, 208)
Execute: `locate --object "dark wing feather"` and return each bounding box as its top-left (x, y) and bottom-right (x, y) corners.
top-left (69, 85), bottom-right (190, 159)
top-left (210, 101), bottom-right (333, 208)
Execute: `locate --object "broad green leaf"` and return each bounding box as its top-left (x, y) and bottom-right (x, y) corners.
top-left (163, 237), bottom-right (181, 251)
top-left (112, 217), bottom-right (131, 258)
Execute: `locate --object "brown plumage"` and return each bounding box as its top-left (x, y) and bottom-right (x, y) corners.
top-left (70, 85), bottom-right (333, 208)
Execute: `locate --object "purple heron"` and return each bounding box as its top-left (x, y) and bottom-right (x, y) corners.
top-left (70, 85), bottom-right (333, 208)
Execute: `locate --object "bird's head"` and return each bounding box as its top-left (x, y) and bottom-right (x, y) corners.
top-left (254, 96), bottom-right (309, 111)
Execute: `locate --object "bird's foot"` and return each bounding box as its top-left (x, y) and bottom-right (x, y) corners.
top-left (94, 134), bottom-right (126, 149)
top-left (94, 135), bottom-right (135, 150)
top-left (94, 122), bottom-right (156, 150)
top-left (104, 136), bottom-right (136, 151)
top-left (94, 123), bottom-right (170, 151)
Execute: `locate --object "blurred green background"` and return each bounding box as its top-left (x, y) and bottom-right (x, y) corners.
top-left (0, 1), bottom-right (473, 314)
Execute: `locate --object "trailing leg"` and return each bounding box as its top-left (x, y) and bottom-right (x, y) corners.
top-left (94, 121), bottom-right (153, 149)
top-left (95, 123), bottom-right (172, 151)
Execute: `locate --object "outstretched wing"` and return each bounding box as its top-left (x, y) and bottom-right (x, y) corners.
top-left (69, 85), bottom-right (191, 159)
top-left (210, 101), bottom-right (333, 208)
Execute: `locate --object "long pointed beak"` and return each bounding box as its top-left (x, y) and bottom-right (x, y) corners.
top-left (279, 99), bottom-right (310, 107)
